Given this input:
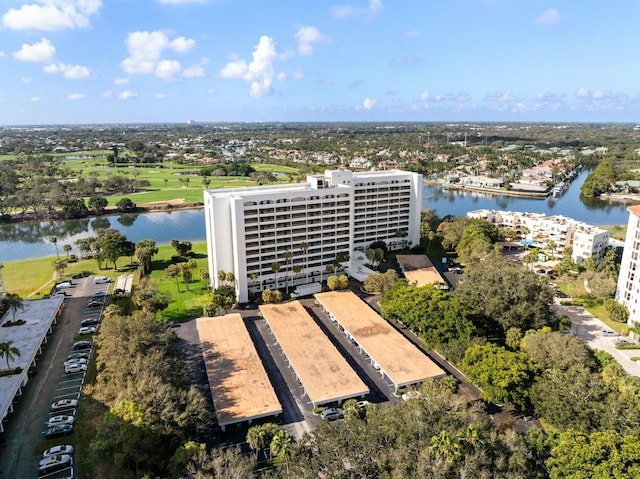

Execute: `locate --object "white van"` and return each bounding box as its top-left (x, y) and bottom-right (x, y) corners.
top-left (93, 276), bottom-right (111, 284)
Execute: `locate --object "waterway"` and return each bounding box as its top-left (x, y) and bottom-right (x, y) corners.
top-left (0, 170), bottom-right (637, 262)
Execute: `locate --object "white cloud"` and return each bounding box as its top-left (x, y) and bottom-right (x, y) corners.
top-left (43, 62), bottom-right (92, 79)
top-left (535, 8), bottom-right (563, 26)
top-left (363, 97), bottom-right (377, 109)
top-left (485, 90), bottom-right (515, 102)
top-left (13, 38), bottom-right (55, 63)
top-left (67, 93), bottom-right (85, 101)
top-left (155, 59), bottom-right (183, 80)
top-left (114, 77), bottom-right (129, 85)
top-left (118, 90), bottom-right (137, 100)
top-left (293, 68), bottom-right (305, 80)
top-left (420, 90), bottom-right (442, 102)
top-left (453, 92), bottom-right (471, 102)
top-left (295, 26), bottom-right (330, 56)
top-left (21, 77), bottom-right (32, 85)
top-left (182, 64), bottom-right (205, 78)
top-left (331, 0), bottom-right (382, 19)
top-left (122, 30), bottom-right (199, 80)
top-left (2, 0), bottom-right (102, 31)
top-left (155, 93), bottom-right (168, 99)
top-left (101, 90), bottom-right (113, 98)
top-left (0, 51), bottom-right (5, 57)
top-left (576, 87), bottom-right (591, 98)
top-left (276, 72), bottom-right (287, 81)
top-left (219, 35), bottom-right (277, 98)
top-left (31, 96), bottom-right (41, 102)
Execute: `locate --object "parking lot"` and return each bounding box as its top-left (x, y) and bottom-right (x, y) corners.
top-left (0, 275), bottom-right (109, 479)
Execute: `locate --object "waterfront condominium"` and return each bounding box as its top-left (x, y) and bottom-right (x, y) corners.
top-left (204, 169), bottom-right (423, 302)
top-left (616, 205), bottom-right (640, 327)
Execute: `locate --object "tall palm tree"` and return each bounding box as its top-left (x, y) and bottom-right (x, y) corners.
top-left (271, 262), bottom-right (281, 290)
top-left (300, 241), bottom-right (309, 282)
top-left (2, 293), bottom-right (24, 322)
top-left (270, 430), bottom-right (293, 478)
top-left (246, 425), bottom-right (266, 459)
top-left (49, 236), bottom-right (59, 259)
top-left (0, 340), bottom-right (21, 370)
top-left (283, 249), bottom-right (293, 294)
top-left (63, 244), bottom-right (72, 260)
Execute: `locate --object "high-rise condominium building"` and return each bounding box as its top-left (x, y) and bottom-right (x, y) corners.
top-left (204, 170), bottom-right (423, 302)
top-left (616, 205), bottom-right (640, 326)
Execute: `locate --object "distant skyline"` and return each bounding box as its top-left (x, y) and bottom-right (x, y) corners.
top-left (0, 0), bottom-right (638, 125)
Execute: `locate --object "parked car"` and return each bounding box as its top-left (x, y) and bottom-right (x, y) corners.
top-left (613, 338), bottom-right (631, 345)
top-left (65, 363), bottom-right (88, 374)
top-left (81, 318), bottom-right (100, 327)
top-left (55, 281), bottom-right (73, 289)
top-left (449, 267), bottom-right (463, 274)
top-left (38, 454), bottom-right (72, 475)
top-left (91, 291), bottom-right (107, 298)
top-left (356, 400), bottom-right (370, 411)
top-left (93, 276), bottom-right (111, 284)
top-left (320, 408), bottom-right (344, 421)
top-left (63, 358), bottom-right (88, 368)
top-left (601, 329), bottom-right (620, 337)
top-left (67, 352), bottom-right (90, 361)
top-left (43, 424), bottom-right (73, 439)
top-left (47, 415), bottom-right (75, 427)
top-left (87, 299), bottom-right (104, 308)
top-left (77, 326), bottom-right (97, 335)
top-left (72, 340), bottom-right (92, 351)
top-left (42, 444), bottom-right (74, 457)
top-left (51, 399), bottom-right (78, 411)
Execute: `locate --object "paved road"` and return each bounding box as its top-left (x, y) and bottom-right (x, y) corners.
top-left (552, 300), bottom-right (640, 377)
top-left (0, 276), bottom-right (106, 479)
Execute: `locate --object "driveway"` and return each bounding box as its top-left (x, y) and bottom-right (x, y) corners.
top-left (552, 300), bottom-right (640, 377)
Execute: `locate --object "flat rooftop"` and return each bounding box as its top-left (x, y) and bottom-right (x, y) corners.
top-left (396, 255), bottom-right (448, 288)
top-left (0, 297), bottom-right (64, 431)
top-left (260, 301), bottom-right (369, 406)
top-left (196, 314), bottom-right (282, 428)
top-left (314, 291), bottom-right (445, 389)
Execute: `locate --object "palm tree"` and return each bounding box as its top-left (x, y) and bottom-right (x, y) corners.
top-left (246, 425), bottom-right (266, 459)
top-left (300, 241), bottom-right (309, 282)
top-left (271, 262), bottom-right (281, 290)
top-left (49, 236), bottom-right (59, 258)
top-left (2, 293), bottom-right (24, 322)
top-left (429, 430), bottom-right (461, 465)
top-left (270, 430), bottom-right (293, 477)
top-left (250, 272), bottom-right (259, 292)
top-left (0, 340), bottom-right (21, 370)
top-left (63, 244), bottom-right (72, 260)
top-left (283, 249), bottom-right (293, 294)
top-left (292, 265), bottom-right (303, 285)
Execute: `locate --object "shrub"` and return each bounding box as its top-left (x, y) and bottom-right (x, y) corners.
top-left (604, 298), bottom-right (629, 323)
top-left (2, 319), bottom-right (26, 327)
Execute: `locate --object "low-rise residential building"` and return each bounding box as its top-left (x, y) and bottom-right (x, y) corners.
top-left (467, 209), bottom-right (609, 264)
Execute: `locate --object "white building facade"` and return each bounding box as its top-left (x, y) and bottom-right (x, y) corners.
top-left (467, 209), bottom-right (609, 264)
top-left (204, 170), bottom-right (423, 302)
top-left (616, 205), bottom-right (640, 327)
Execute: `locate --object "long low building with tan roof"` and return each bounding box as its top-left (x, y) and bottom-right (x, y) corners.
top-left (314, 290), bottom-right (446, 391)
top-left (196, 314), bottom-right (282, 431)
top-left (396, 254), bottom-right (449, 289)
top-left (260, 301), bottom-right (369, 407)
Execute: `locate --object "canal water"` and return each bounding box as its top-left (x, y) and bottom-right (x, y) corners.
top-left (0, 170), bottom-right (637, 262)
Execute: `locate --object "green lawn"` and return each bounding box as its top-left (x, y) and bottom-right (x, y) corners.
top-left (2, 257), bottom-right (56, 296)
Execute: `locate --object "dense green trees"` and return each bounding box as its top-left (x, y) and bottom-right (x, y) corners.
top-left (454, 255), bottom-right (552, 333)
top-left (381, 281), bottom-right (477, 349)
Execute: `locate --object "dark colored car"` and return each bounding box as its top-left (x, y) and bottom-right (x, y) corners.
top-left (81, 318), bottom-right (100, 327)
top-left (72, 340), bottom-right (93, 351)
top-left (43, 424), bottom-right (74, 439)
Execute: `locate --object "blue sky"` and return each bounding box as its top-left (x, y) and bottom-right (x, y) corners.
top-left (0, 0), bottom-right (638, 125)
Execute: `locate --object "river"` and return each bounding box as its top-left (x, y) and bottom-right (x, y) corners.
top-left (0, 170), bottom-right (636, 262)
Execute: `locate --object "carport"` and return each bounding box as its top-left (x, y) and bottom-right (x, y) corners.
top-left (314, 291), bottom-right (446, 392)
top-left (260, 301), bottom-right (369, 408)
top-left (196, 314), bottom-right (282, 431)
top-left (396, 254), bottom-right (449, 289)
top-left (0, 297), bottom-right (64, 432)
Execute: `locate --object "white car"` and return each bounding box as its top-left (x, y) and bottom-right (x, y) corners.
top-left (601, 329), bottom-right (620, 337)
top-left (65, 363), bottom-right (87, 374)
top-left (77, 326), bottom-right (97, 335)
top-left (47, 415), bottom-right (75, 427)
top-left (55, 281), bottom-right (73, 289)
top-left (63, 358), bottom-right (88, 368)
top-left (42, 444), bottom-right (74, 457)
top-left (38, 454), bottom-right (72, 474)
top-left (401, 390), bottom-right (421, 401)
top-left (320, 408), bottom-right (344, 421)
top-left (51, 399), bottom-right (78, 411)
top-left (93, 276), bottom-right (111, 284)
